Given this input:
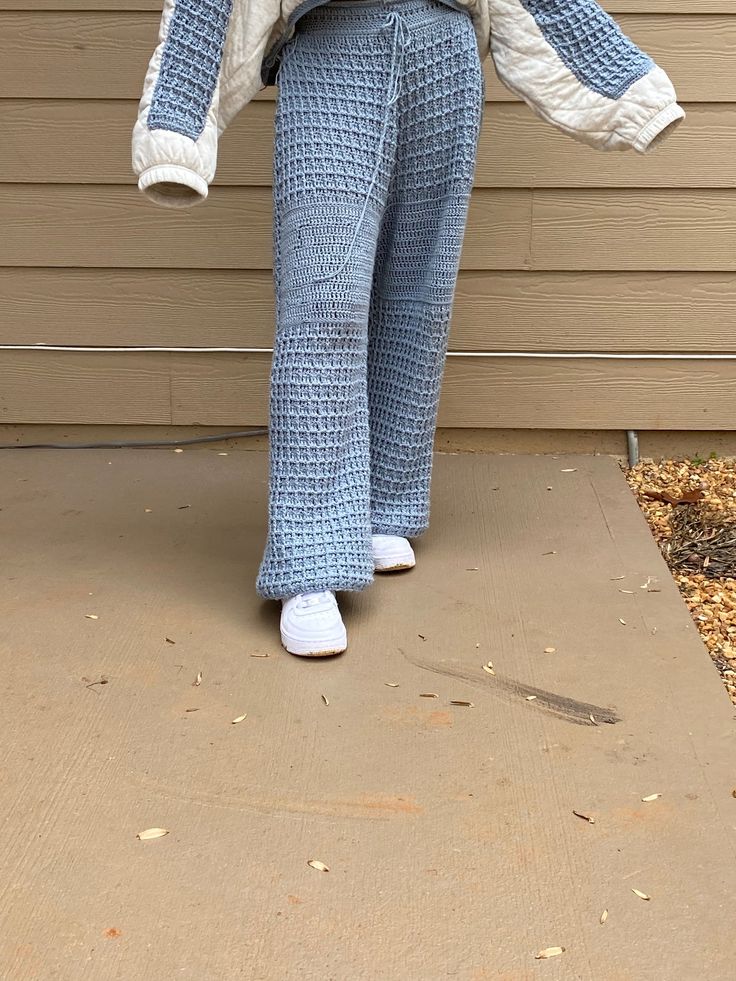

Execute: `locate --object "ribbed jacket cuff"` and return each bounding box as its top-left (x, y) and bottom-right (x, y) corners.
top-left (632, 103), bottom-right (686, 154)
top-left (138, 165), bottom-right (209, 209)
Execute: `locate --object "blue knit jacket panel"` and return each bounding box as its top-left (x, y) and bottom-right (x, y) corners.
top-left (147, 0), bottom-right (234, 140)
top-left (521, 0), bottom-right (654, 100)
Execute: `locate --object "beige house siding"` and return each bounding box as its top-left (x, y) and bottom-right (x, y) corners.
top-left (1, 1), bottom-right (734, 429)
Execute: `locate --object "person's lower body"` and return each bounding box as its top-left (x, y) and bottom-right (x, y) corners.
top-left (255, 0), bottom-right (485, 628)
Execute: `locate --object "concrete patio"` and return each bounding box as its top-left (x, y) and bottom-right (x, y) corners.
top-left (1, 449), bottom-right (735, 980)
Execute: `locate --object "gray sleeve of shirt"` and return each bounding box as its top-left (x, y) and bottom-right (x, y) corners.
top-left (147, 0), bottom-right (235, 140)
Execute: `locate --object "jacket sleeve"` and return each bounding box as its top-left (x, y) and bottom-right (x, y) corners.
top-left (488, 0), bottom-right (685, 153)
top-left (132, 0), bottom-right (235, 209)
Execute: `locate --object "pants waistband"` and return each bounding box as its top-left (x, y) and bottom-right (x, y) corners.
top-left (300, 0), bottom-right (463, 33)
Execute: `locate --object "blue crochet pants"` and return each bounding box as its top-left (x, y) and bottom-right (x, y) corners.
top-left (256, 0), bottom-right (484, 599)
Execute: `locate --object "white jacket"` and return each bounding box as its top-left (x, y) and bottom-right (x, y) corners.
top-left (132, 0), bottom-right (685, 210)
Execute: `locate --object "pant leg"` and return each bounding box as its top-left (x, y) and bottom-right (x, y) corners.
top-left (367, 2), bottom-right (485, 537)
top-left (256, 3), bottom-right (400, 600)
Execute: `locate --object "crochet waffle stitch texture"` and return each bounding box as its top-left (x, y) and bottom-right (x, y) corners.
top-left (521, 0), bottom-right (653, 99)
top-left (147, 0), bottom-right (234, 140)
top-left (255, 0), bottom-right (484, 599)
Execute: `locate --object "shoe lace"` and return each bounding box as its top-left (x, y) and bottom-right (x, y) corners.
top-left (295, 590), bottom-right (332, 610)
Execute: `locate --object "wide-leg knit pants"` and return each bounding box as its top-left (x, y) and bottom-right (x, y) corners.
top-left (255, 0), bottom-right (485, 600)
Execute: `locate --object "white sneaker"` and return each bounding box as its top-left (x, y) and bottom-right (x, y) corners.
top-left (372, 534), bottom-right (416, 572)
top-left (280, 590), bottom-right (347, 657)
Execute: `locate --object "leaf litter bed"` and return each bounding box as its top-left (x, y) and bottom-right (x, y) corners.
top-left (625, 455), bottom-right (736, 705)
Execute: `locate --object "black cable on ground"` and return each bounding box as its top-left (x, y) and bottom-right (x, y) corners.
top-left (0, 429), bottom-right (269, 450)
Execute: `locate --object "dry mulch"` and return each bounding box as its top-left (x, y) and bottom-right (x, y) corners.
top-left (625, 455), bottom-right (736, 706)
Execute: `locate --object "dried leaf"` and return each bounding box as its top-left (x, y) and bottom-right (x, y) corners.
top-left (600, 909), bottom-right (609, 924)
top-left (632, 889), bottom-right (651, 901)
top-left (192, 671), bottom-right (202, 687)
top-left (535, 947), bottom-right (565, 960)
top-left (321, 694), bottom-right (329, 706)
top-left (136, 828), bottom-right (169, 840)
top-left (641, 793), bottom-right (661, 802)
top-left (544, 647), bottom-right (556, 654)
top-left (385, 682), bottom-right (400, 687)
top-left (231, 714), bottom-right (247, 724)
top-left (85, 614), bottom-right (99, 620)
top-left (572, 810), bottom-right (596, 825)
top-left (450, 700), bottom-right (474, 707)
top-left (307, 859), bottom-right (329, 872)
top-left (526, 695), bottom-right (537, 701)
top-left (482, 664), bottom-right (496, 675)
top-left (589, 714), bottom-right (599, 726)
top-left (642, 488), bottom-right (704, 505)
top-left (420, 693), bottom-right (438, 698)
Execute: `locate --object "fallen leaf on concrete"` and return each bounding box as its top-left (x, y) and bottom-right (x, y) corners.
top-left (641, 793), bottom-right (662, 802)
top-left (192, 671), bottom-right (202, 687)
top-left (307, 860), bottom-right (329, 872)
top-left (231, 714), bottom-right (247, 724)
top-left (572, 810), bottom-right (596, 824)
top-left (632, 889), bottom-right (651, 901)
top-left (535, 947), bottom-right (565, 959)
top-left (137, 828), bottom-right (169, 840)
top-left (600, 909), bottom-right (608, 924)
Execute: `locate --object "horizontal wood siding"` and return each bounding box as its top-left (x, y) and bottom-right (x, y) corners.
top-left (0, 1), bottom-right (734, 430)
